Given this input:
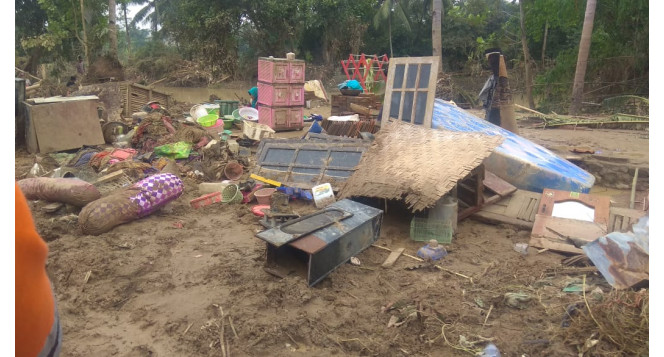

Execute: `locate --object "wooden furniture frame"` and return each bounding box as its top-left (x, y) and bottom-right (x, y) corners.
top-left (381, 56), bottom-right (439, 128)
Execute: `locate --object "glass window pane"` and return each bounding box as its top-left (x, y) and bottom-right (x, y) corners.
top-left (294, 150), bottom-right (328, 165)
top-left (402, 92), bottom-right (414, 123)
top-left (414, 92), bottom-right (428, 124)
top-left (264, 148), bottom-right (294, 164)
top-left (393, 64), bottom-right (405, 89)
top-left (390, 92), bottom-right (402, 119)
top-left (329, 151), bottom-right (363, 168)
top-left (418, 64), bottom-right (432, 88)
top-left (406, 64), bottom-right (419, 88)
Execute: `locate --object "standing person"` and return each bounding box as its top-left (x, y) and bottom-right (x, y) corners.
top-left (16, 183), bottom-right (62, 357)
top-left (247, 86), bottom-right (258, 108)
top-left (76, 56), bottom-right (85, 76)
top-left (66, 76), bottom-right (77, 96)
top-left (478, 48), bottom-right (502, 126)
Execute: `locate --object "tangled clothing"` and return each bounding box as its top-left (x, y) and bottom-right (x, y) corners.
top-left (16, 183), bottom-right (61, 357)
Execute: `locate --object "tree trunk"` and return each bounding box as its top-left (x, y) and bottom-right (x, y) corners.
top-left (569, 0), bottom-right (597, 115)
top-left (123, 3), bottom-right (131, 57)
top-left (153, 0), bottom-right (159, 39)
top-left (541, 20), bottom-right (548, 67)
top-left (108, 0), bottom-right (119, 60)
top-left (519, 0), bottom-right (535, 109)
top-left (432, 0), bottom-right (443, 74)
top-left (388, 14), bottom-right (393, 58)
top-left (79, 0), bottom-right (89, 65)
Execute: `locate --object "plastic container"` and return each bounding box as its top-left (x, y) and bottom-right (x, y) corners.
top-left (410, 217), bottom-right (453, 244)
top-left (224, 161), bottom-right (244, 180)
top-left (252, 205), bottom-right (271, 217)
top-left (514, 243), bottom-right (529, 255)
top-left (243, 120), bottom-right (275, 141)
top-left (190, 192), bottom-right (222, 209)
top-left (199, 182), bottom-right (231, 195)
top-left (428, 195), bottom-right (458, 235)
top-left (416, 240), bottom-right (448, 261)
top-left (239, 107), bottom-right (259, 121)
top-left (254, 188), bottom-right (276, 205)
top-left (232, 109), bottom-right (241, 120)
top-left (214, 100), bottom-right (239, 116)
top-left (221, 184), bottom-right (242, 204)
top-left (312, 183), bottom-right (335, 208)
top-left (190, 104), bottom-right (209, 120)
top-left (480, 343), bottom-right (501, 357)
top-left (223, 115), bottom-right (235, 130)
top-left (197, 114), bottom-right (219, 127)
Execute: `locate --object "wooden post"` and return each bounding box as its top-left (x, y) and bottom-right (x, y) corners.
top-left (497, 56), bottom-right (519, 134)
top-left (630, 168), bottom-right (639, 209)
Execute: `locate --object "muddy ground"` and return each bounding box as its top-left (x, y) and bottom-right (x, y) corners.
top-left (15, 98), bottom-right (648, 356)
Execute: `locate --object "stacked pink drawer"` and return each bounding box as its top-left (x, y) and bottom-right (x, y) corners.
top-left (257, 57), bottom-right (305, 131)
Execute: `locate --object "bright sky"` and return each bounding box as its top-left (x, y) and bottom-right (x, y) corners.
top-left (124, 3), bottom-right (152, 30)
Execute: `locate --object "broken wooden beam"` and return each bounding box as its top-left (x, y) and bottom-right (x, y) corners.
top-left (381, 248), bottom-right (405, 268)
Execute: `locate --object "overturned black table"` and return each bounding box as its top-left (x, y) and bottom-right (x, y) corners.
top-left (257, 199), bottom-right (383, 286)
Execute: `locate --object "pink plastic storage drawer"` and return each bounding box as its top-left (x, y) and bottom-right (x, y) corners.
top-left (257, 83), bottom-right (304, 106)
top-left (258, 58), bottom-right (306, 84)
top-left (258, 58), bottom-right (290, 83)
top-left (288, 62), bottom-right (305, 83)
top-left (258, 82), bottom-right (289, 106)
top-left (258, 105), bottom-right (303, 131)
top-left (289, 85), bottom-right (304, 106)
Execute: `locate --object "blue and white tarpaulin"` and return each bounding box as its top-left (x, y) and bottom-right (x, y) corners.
top-left (431, 99), bottom-right (595, 193)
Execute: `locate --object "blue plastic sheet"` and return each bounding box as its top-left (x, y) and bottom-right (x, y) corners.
top-left (431, 99), bottom-right (595, 193)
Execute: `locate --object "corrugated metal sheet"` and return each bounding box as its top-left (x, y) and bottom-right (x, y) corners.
top-left (583, 215), bottom-right (649, 289)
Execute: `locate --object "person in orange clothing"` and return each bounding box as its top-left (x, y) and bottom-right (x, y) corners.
top-left (16, 183), bottom-right (61, 357)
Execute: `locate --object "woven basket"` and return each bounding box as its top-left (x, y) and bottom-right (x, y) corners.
top-left (221, 184), bottom-right (243, 204)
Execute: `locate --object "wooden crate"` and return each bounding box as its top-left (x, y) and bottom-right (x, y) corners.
top-left (331, 93), bottom-right (380, 116)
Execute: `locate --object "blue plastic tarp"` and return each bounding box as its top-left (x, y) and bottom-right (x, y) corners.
top-left (431, 99), bottom-right (595, 193)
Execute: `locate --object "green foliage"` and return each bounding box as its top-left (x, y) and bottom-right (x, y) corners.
top-left (15, 0), bottom-right (648, 106)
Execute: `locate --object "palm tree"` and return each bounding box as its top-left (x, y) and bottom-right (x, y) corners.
top-left (373, 0), bottom-right (411, 58)
top-left (519, 0), bottom-right (535, 108)
top-left (130, 0), bottom-right (159, 39)
top-left (108, 0), bottom-right (119, 60)
top-left (569, 0), bottom-right (597, 115)
top-left (432, 0), bottom-right (443, 74)
top-left (120, 0), bottom-right (131, 56)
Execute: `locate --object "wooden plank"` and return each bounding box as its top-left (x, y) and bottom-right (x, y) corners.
top-left (504, 194), bottom-right (528, 218)
top-left (529, 237), bottom-right (584, 255)
top-left (472, 211), bottom-right (534, 229)
top-left (31, 95), bottom-right (99, 104)
top-left (608, 206), bottom-right (646, 233)
top-left (94, 170), bottom-right (125, 184)
top-left (529, 214), bottom-right (607, 254)
top-left (474, 189), bottom-right (541, 227)
top-left (527, 198), bottom-right (539, 221)
top-left (483, 171), bottom-right (517, 197)
top-left (382, 248), bottom-right (405, 268)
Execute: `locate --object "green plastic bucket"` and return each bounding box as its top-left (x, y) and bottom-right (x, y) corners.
top-left (223, 115), bottom-right (234, 130)
top-left (214, 100), bottom-right (239, 116)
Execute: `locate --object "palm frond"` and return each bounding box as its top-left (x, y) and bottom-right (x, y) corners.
top-left (130, 3), bottom-right (153, 27)
top-left (393, 1), bottom-right (411, 32)
top-left (373, 0), bottom-right (392, 30)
